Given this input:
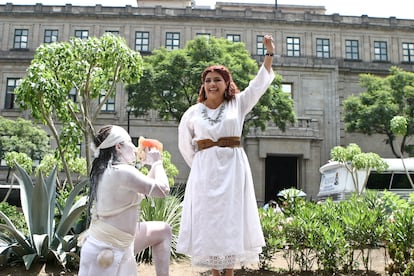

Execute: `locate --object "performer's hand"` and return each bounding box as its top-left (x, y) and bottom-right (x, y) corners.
top-left (142, 147), bottom-right (162, 166)
top-left (264, 34), bottom-right (275, 54)
top-left (158, 182), bottom-right (170, 196)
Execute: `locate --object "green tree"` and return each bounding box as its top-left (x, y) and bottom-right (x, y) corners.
top-left (127, 36), bottom-right (295, 135)
top-left (0, 116), bottom-right (50, 162)
top-left (4, 152), bottom-right (33, 176)
top-left (0, 116), bottom-right (51, 182)
top-left (330, 143), bottom-right (388, 195)
top-left (14, 33), bottom-right (144, 187)
top-left (390, 115), bottom-right (414, 188)
top-left (343, 66), bottom-right (414, 157)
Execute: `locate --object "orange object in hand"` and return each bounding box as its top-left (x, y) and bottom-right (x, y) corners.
top-left (138, 136), bottom-right (163, 152)
top-left (136, 136), bottom-right (163, 163)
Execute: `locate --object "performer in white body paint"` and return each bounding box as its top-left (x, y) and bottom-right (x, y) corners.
top-left (78, 125), bottom-right (171, 276)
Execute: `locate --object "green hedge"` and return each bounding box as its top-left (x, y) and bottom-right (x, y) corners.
top-left (259, 190), bottom-right (414, 274)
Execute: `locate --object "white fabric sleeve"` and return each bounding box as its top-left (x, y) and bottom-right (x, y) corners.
top-left (120, 163), bottom-right (169, 198)
top-left (239, 64), bottom-right (275, 116)
top-left (178, 108), bottom-right (196, 167)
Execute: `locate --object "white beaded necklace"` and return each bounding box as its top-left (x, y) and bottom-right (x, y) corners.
top-left (201, 103), bottom-right (225, 125)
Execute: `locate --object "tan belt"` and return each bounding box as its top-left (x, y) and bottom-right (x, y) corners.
top-left (197, 136), bottom-right (241, 151)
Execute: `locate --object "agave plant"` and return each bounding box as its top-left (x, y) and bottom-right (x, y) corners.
top-left (0, 163), bottom-right (87, 270)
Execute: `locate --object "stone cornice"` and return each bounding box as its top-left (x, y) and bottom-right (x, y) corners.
top-left (0, 3), bottom-right (413, 31)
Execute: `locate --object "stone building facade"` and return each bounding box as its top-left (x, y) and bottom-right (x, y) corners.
top-left (0, 1), bottom-right (413, 204)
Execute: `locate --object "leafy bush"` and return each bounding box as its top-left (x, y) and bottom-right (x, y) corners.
top-left (385, 193), bottom-right (414, 275)
top-left (0, 202), bottom-right (27, 236)
top-left (258, 208), bottom-right (285, 270)
top-left (339, 192), bottom-right (387, 272)
top-left (283, 201), bottom-right (319, 272)
top-left (258, 190), bottom-right (414, 274)
top-left (5, 152), bottom-right (33, 175)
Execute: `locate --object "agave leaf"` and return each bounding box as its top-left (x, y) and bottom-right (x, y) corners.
top-left (61, 179), bottom-right (87, 221)
top-left (23, 252), bottom-right (37, 270)
top-left (0, 210), bottom-right (20, 231)
top-left (2, 244), bottom-right (28, 257)
top-left (31, 176), bottom-right (49, 235)
top-left (53, 197), bottom-right (87, 247)
top-left (1, 243), bottom-right (30, 266)
top-left (0, 232), bottom-right (14, 244)
top-left (49, 249), bottom-right (67, 267)
top-left (44, 167), bottom-right (57, 241)
top-left (61, 235), bottom-right (78, 251)
top-left (14, 164), bottom-right (34, 239)
top-left (56, 235), bottom-right (69, 252)
top-left (33, 234), bottom-right (49, 258)
top-left (0, 224), bottom-right (32, 253)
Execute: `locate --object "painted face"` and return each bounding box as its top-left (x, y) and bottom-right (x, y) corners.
top-left (117, 140), bottom-right (137, 164)
top-left (204, 71), bottom-right (227, 101)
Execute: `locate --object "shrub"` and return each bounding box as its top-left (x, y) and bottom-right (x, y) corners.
top-left (339, 192), bottom-right (387, 272)
top-left (385, 193), bottom-right (414, 275)
top-left (258, 207), bottom-right (285, 270)
top-left (282, 201), bottom-right (319, 272)
top-left (258, 191), bottom-right (414, 274)
top-left (0, 202), bottom-right (27, 235)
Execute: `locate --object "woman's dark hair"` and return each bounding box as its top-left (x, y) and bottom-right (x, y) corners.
top-left (197, 65), bottom-right (240, 103)
top-left (87, 125), bottom-right (119, 225)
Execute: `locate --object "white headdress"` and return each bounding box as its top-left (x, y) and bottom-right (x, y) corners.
top-left (91, 126), bottom-right (131, 158)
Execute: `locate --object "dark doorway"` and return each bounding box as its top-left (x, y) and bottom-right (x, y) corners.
top-left (265, 156), bottom-right (298, 202)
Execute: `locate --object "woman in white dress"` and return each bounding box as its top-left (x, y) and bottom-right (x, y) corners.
top-left (177, 34), bottom-right (275, 276)
top-left (78, 125), bottom-right (171, 276)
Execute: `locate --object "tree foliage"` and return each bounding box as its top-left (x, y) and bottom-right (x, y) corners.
top-left (127, 36), bottom-right (295, 135)
top-left (343, 67), bottom-right (414, 157)
top-left (390, 116), bottom-right (414, 188)
top-left (4, 152), bottom-right (33, 176)
top-left (330, 143), bottom-right (388, 195)
top-left (14, 33), bottom-right (144, 186)
top-left (0, 116), bottom-right (50, 162)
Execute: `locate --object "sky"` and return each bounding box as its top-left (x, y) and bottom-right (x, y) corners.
top-left (0, 0), bottom-right (412, 20)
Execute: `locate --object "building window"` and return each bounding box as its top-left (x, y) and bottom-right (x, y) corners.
top-left (345, 39), bottom-right (359, 60)
top-left (135, 31), bottom-right (150, 52)
top-left (226, 34), bottom-right (241, 43)
top-left (196, 33), bottom-right (210, 39)
top-left (5, 78), bottom-right (19, 109)
top-left (286, 37), bottom-right (300, 57)
top-left (74, 30), bottom-right (89, 39)
top-left (316, 38), bottom-right (330, 58)
top-left (69, 88), bottom-right (77, 102)
top-left (281, 83), bottom-right (293, 98)
top-left (105, 30), bottom-right (119, 35)
top-left (374, 41), bottom-right (388, 61)
top-left (165, 32), bottom-right (180, 50)
top-left (14, 29), bottom-right (29, 49)
top-left (256, 35), bottom-right (266, 56)
top-left (99, 92), bottom-right (115, 112)
top-left (44, 29), bottom-right (59, 44)
top-left (402, 42), bottom-right (414, 63)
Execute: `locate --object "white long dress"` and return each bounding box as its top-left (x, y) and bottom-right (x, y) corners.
top-left (177, 65), bottom-right (275, 269)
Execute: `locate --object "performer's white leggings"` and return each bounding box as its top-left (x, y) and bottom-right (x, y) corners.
top-left (79, 221), bottom-right (171, 276)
